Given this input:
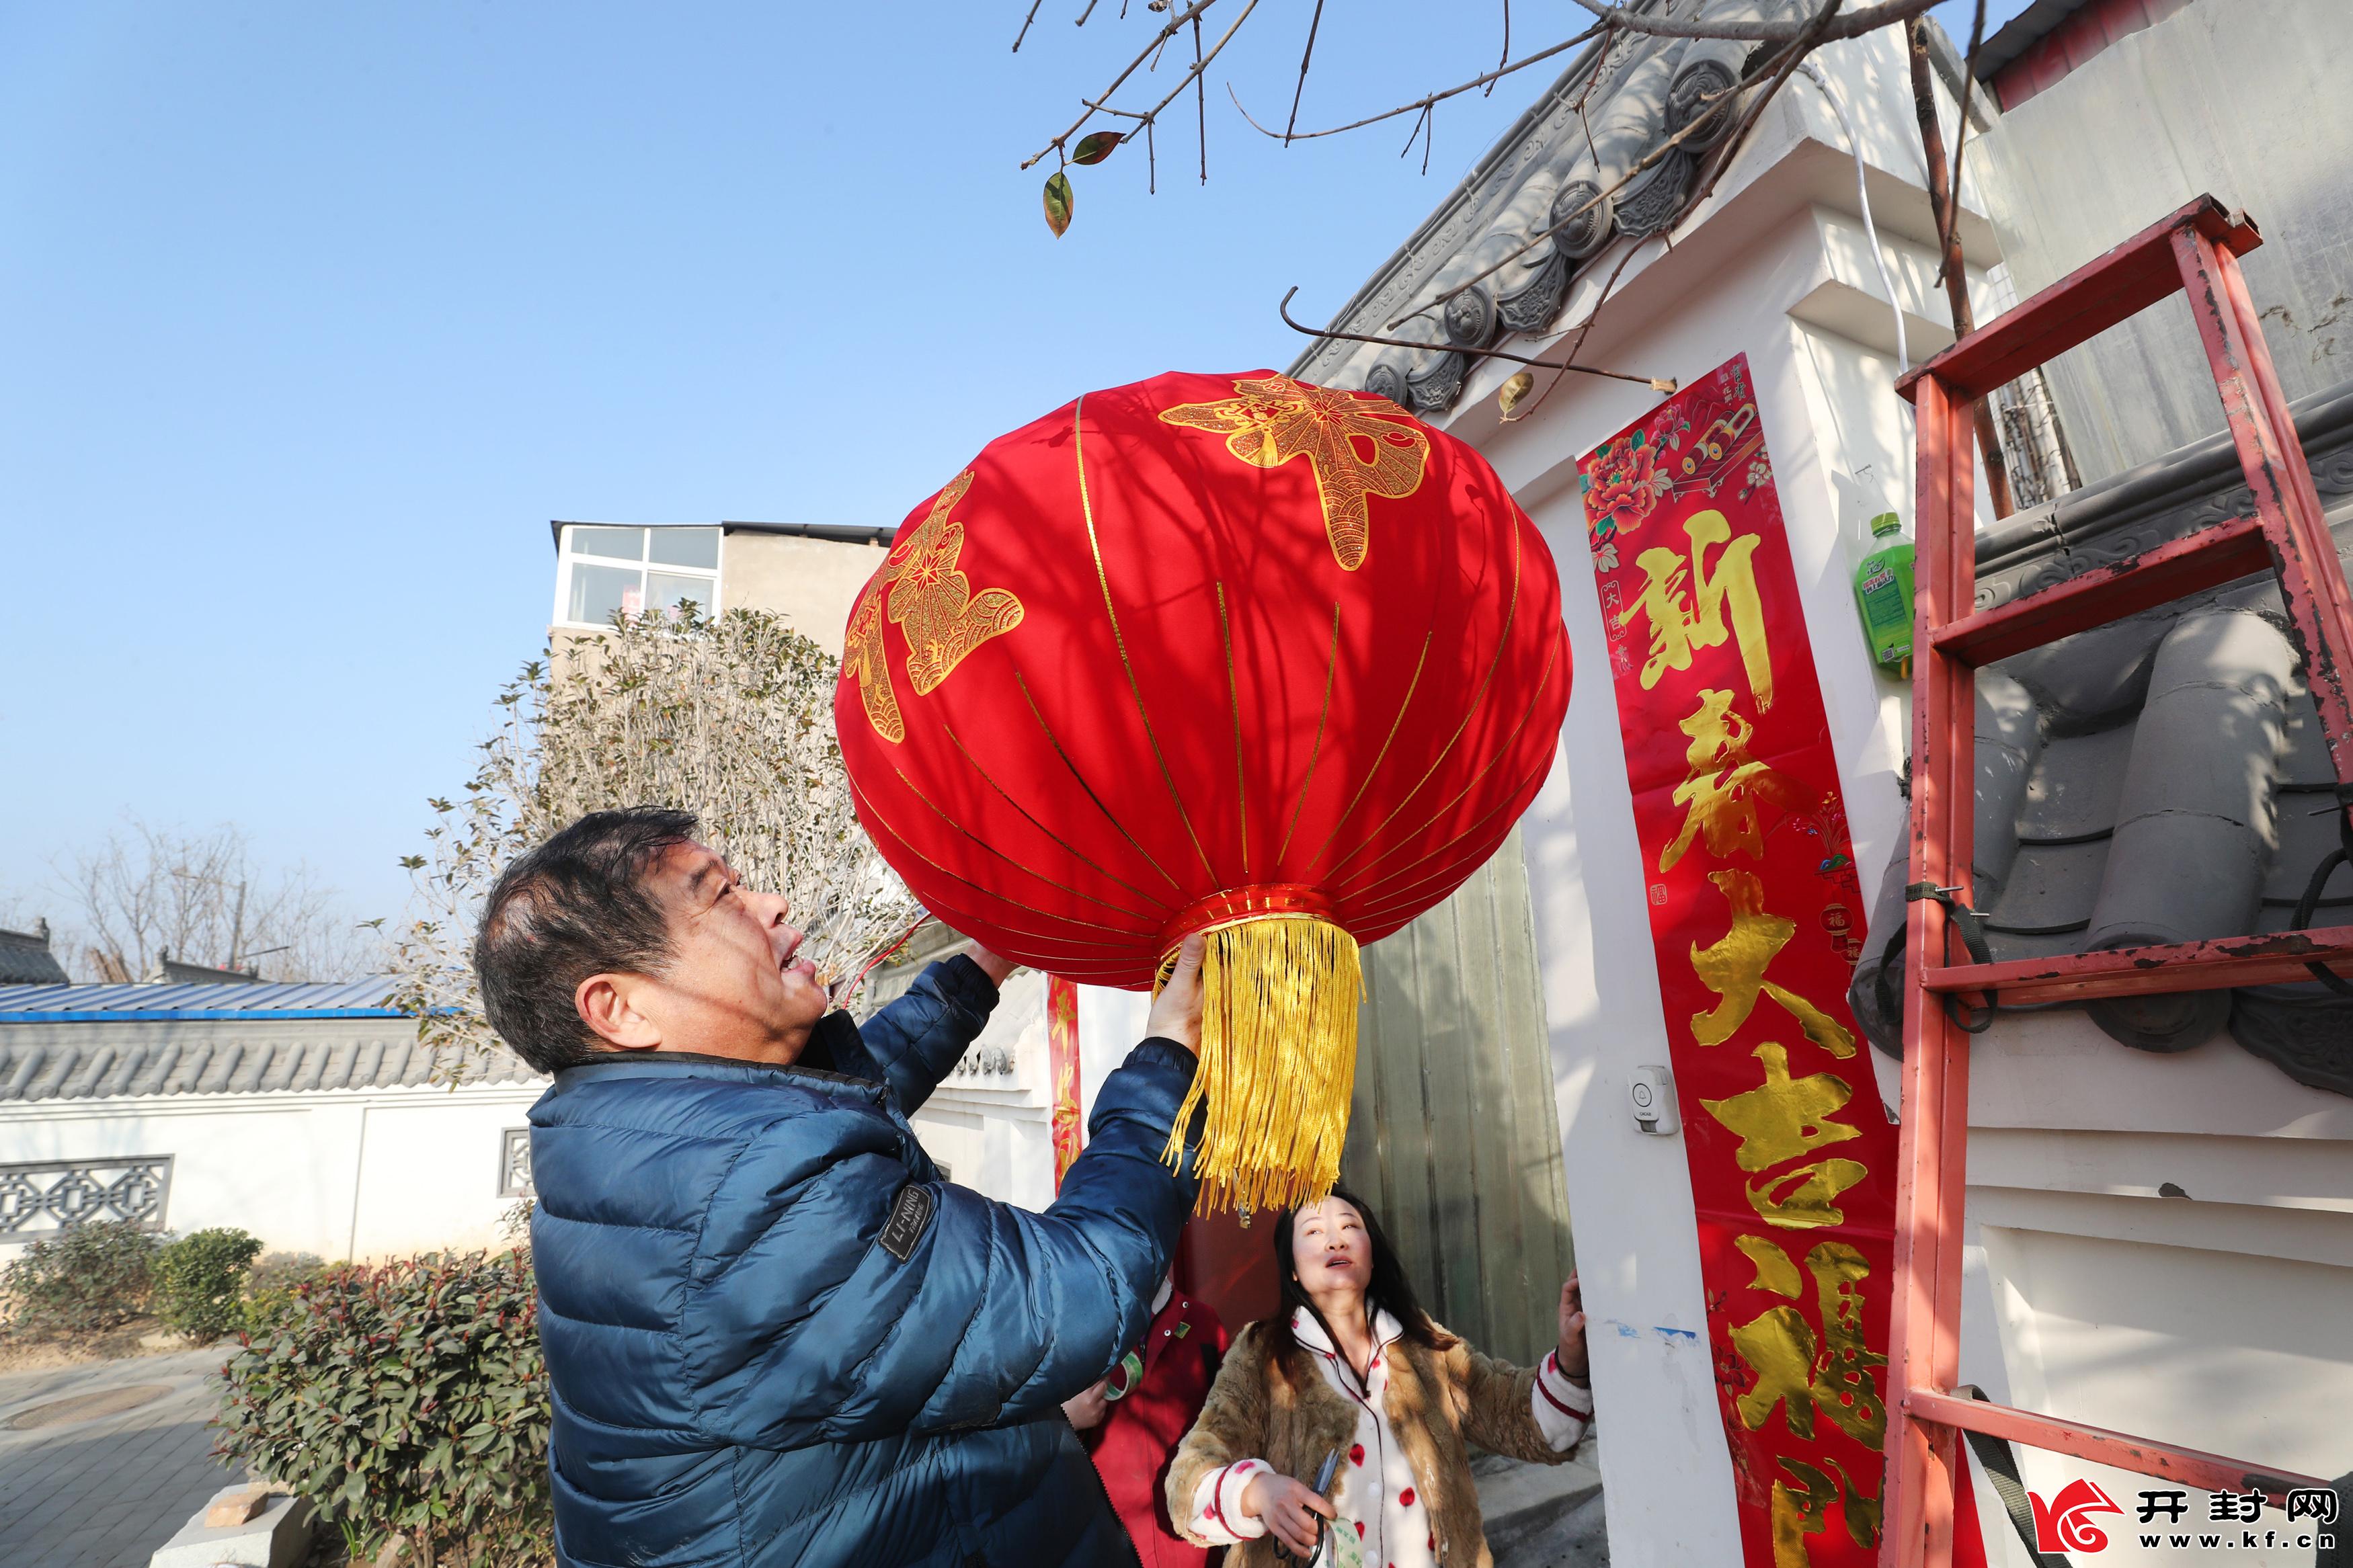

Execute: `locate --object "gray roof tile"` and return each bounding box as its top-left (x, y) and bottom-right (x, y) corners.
top-left (0, 1033), bottom-right (540, 1102)
top-left (1852, 377), bottom-right (2353, 1089)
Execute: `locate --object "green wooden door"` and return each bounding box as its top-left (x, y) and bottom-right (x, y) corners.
top-left (1341, 827), bottom-right (1573, 1367)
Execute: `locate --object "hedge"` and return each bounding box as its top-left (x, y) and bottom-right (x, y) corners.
top-left (216, 1249), bottom-right (549, 1565)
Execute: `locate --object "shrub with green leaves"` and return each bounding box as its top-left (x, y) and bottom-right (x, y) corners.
top-left (153, 1227), bottom-right (264, 1341)
top-left (215, 1249), bottom-right (549, 1565)
top-left (239, 1251), bottom-right (328, 1331)
top-left (0, 1220), bottom-right (159, 1337)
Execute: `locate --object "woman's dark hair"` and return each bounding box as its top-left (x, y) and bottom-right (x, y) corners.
top-left (1260, 1185), bottom-right (1449, 1382)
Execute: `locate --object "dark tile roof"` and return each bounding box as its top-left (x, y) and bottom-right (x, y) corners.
top-left (1850, 376), bottom-right (2353, 1096)
top-left (0, 927), bottom-right (68, 987)
top-left (1287, 0), bottom-right (1817, 414)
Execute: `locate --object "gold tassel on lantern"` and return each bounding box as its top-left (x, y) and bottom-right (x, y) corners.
top-left (1156, 912), bottom-right (1362, 1217)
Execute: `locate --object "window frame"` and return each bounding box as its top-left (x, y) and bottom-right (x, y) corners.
top-left (552, 524), bottom-right (725, 630)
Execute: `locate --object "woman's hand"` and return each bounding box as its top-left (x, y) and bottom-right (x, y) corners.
top-left (1556, 1272), bottom-right (1590, 1383)
top-left (1060, 1378), bottom-right (1109, 1432)
top-left (1143, 932), bottom-right (1207, 1053)
top-left (1239, 1472), bottom-right (1337, 1557)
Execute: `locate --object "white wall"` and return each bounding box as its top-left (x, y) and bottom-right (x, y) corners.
top-left (1392, 25), bottom-right (2353, 1567)
top-left (0, 1085), bottom-right (543, 1263)
top-left (906, 966), bottom-right (1060, 1209)
top-left (1403, 29), bottom-right (2012, 1565)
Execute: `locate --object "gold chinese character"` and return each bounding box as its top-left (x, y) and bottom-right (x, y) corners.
top-left (1660, 692), bottom-right (1818, 873)
top-left (1690, 870), bottom-right (1857, 1057)
top-left (1730, 1239), bottom-right (1886, 1450)
top-left (1747, 1157), bottom-right (1870, 1231)
top-left (1771, 1455), bottom-right (1882, 1565)
top-left (1616, 509), bottom-right (1774, 708)
top-left (1699, 1043), bottom-right (1863, 1173)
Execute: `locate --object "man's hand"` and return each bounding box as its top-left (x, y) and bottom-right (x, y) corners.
top-left (1142, 932), bottom-right (1207, 1053)
top-left (1556, 1272), bottom-right (1589, 1383)
top-left (1060, 1378), bottom-right (1109, 1432)
top-left (965, 944), bottom-right (1019, 987)
top-left (1239, 1472), bottom-right (1336, 1556)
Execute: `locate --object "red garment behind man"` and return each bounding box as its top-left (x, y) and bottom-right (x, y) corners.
top-left (1068, 1277), bottom-right (1230, 1568)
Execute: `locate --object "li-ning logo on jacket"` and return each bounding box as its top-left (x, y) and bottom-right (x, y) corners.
top-left (878, 1183), bottom-right (935, 1262)
top-left (2029, 1479), bottom-right (2123, 1553)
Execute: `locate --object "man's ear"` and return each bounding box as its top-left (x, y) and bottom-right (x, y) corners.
top-left (576, 973), bottom-right (664, 1051)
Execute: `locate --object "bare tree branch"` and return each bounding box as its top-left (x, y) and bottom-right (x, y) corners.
top-left (1021, 0), bottom-right (1234, 170)
top-left (1502, 232), bottom-right (1667, 422)
top-left (1278, 286), bottom-right (1675, 391)
top-left (1283, 0), bottom-right (1326, 144)
top-left (1938, 0), bottom-right (1988, 283)
top-left (1012, 0), bottom-right (1046, 52)
top-left (1231, 21), bottom-right (1607, 144)
top-left (1562, 0), bottom-right (1940, 42)
top-left (1488, 1), bottom-right (1511, 96)
top-left (1372, 69), bottom-right (1747, 331)
top-left (1193, 11), bottom-right (1208, 182)
top-left (1679, 0), bottom-right (1841, 213)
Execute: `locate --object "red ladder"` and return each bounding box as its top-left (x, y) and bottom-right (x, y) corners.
top-left (1882, 194), bottom-right (2352, 1567)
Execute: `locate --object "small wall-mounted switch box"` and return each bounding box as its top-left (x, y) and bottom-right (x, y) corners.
top-left (1630, 1065), bottom-right (1679, 1135)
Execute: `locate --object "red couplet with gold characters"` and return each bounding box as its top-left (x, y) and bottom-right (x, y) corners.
top-left (1580, 355), bottom-right (1981, 1568)
top-left (833, 370), bottom-right (1570, 1213)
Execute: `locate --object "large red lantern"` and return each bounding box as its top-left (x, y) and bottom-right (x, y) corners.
top-left (835, 370), bottom-right (1570, 1212)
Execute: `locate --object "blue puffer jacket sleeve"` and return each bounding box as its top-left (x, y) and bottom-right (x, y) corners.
top-left (684, 1037), bottom-right (1200, 1450)
top-left (851, 953), bottom-right (998, 1114)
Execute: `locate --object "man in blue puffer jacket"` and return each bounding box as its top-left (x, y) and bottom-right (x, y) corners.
top-left (473, 807), bottom-right (1205, 1568)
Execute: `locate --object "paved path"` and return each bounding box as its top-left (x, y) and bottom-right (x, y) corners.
top-left (0, 1348), bottom-right (244, 1568)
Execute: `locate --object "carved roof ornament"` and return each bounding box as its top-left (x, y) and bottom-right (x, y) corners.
top-left (1293, 0), bottom-right (1806, 412)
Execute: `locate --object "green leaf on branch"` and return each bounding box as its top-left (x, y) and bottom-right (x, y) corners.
top-left (1043, 171), bottom-right (1074, 238)
top-left (1071, 131), bottom-right (1123, 166)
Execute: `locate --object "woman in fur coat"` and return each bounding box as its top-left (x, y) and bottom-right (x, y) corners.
top-left (1166, 1187), bottom-right (1591, 1568)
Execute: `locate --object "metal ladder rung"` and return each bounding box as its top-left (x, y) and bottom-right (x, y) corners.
top-left (1921, 925), bottom-right (2353, 1004)
top-left (1895, 196), bottom-right (2259, 402)
top-left (1903, 1391), bottom-right (2327, 1503)
top-left (1929, 515), bottom-right (2274, 666)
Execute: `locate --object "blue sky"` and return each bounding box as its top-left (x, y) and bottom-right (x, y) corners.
top-left (0, 1), bottom-right (2023, 941)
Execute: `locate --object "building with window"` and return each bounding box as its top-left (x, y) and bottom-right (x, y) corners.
top-left (548, 519), bottom-right (893, 653)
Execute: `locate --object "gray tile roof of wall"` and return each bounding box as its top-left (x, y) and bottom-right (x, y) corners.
top-left (1849, 376), bottom-right (2353, 1096)
top-left (0, 1032), bottom-right (541, 1103)
top-left (0, 979), bottom-right (401, 1020)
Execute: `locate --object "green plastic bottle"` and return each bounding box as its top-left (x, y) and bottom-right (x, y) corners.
top-left (1853, 511), bottom-right (1916, 672)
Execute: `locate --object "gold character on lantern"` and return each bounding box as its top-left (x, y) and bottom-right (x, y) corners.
top-left (844, 470), bottom-right (1027, 743)
top-left (1689, 870), bottom-right (1857, 1057)
top-left (1729, 1238), bottom-right (1886, 1450)
top-left (1660, 690), bottom-right (1819, 873)
top-left (1616, 509), bottom-right (1775, 709)
top-left (1159, 376), bottom-right (1430, 572)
